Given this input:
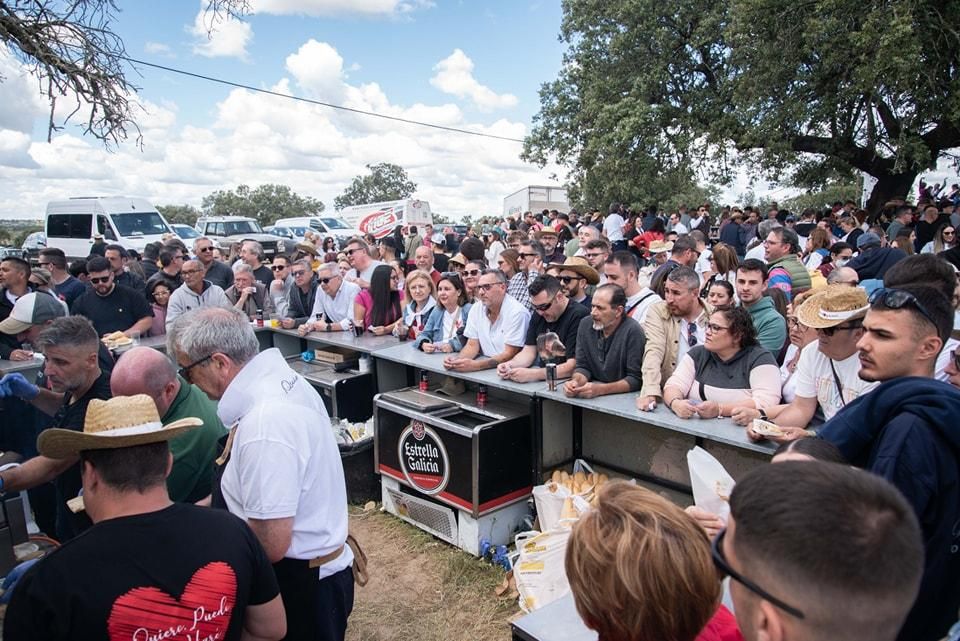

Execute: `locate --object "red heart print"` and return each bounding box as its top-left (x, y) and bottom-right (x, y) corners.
top-left (107, 561), bottom-right (238, 641)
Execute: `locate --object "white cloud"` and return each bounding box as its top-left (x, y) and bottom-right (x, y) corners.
top-left (144, 41), bottom-right (174, 57)
top-left (0, 39), bottom-right (562, 223)
top-left (430, 49), bottom-right (518, 111)
top-left (188, 7), bottom-right (252, 59)
top-left (251, 0), bottom-right (433, 17)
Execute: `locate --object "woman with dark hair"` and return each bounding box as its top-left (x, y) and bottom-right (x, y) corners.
top-left (392, 225), bottom-right (405, 259)
top-left (662, 306), bottom-right (781, 419)
top-left (414, 273), bottom-right (473, 353)
top-left (322, 236), bottom-right (337, 253)
top-left (146, 279), bottom-right (172, 336)
top-left (704, 279), bottom-right (735, 308)
top-left (462, 259), bottom-right (484, 302)
top-left (353, 264), bottom-right (402, 335)
top-left (631, 216), bottom-right (665, 260)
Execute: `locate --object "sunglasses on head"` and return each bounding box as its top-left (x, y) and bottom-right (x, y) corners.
top-left (868, 287), bottom-right (938, 328)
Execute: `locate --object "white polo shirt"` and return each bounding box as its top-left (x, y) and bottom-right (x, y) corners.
top-left (464, 294), bottom-right (530, 357)
top-left (218, 348), bottom-right (352, 578)
top-left (311, 279), bottom-right (361, 330)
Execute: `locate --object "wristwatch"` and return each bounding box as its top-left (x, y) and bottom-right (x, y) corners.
top-left (325, 322), bottom-right (331, 332)
top-left (758, 408), bottom-right (768, 420)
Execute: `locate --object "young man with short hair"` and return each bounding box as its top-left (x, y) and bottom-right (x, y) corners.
top-left (104, 244), bottom-right (145, 292)
top-left (603, 251), bottom-right (661, 325)
top-left (38, 248), bottom-right (86, 307)
top-left (723, 461), bottom-right (924, 641)
top-left (0, 256), bottom-right (33, 359)
top-left (736, 259), bottom-right (787, 355)
top-left (71, 257), bottom-right (154, 338)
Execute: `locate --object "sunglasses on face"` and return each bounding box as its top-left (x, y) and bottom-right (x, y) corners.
top-left (272, 265), bottom-right (288, 271)
top-left (712, 529), bottom-right (805, 619)
top-left (345, 247), bottom-right (364, 255)
top-left (197, 246), bottom-right (213, 253)
top-left (532, 294), bottom-right (558, 312)
top-left (477, 282), bottom-right (502, 292)
top-left (292, 270), bottom-right (308, 277)
top-left (89, 276), bottom-right (111, 284)
top-left (463, 269), bottom-right (482, 277)
top-left (518, 252), bottom-right (539, 260)
top-left (556, 276), bottom-right (583, 285)
top-left (317, 276), bottom-right (337, 284)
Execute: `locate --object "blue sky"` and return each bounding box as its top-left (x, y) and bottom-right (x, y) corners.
top-left (0, 0), bottom-right (570, 220)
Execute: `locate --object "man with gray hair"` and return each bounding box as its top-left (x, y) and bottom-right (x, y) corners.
top-left (444, 269), bottom-right (530, 372)
top-left (240, 240), bottom-right (273, 287)
top-left (165, 259), bottom-right (231, 331)
top-left (637, 266), bottom-right (712, 411)
top-left (168, 307), bottom-right (356, 641)
top-left (301, 263), bottom-right (361, 334)
top-left (570, 223), bottom-right (599, 257)
top-left (744, 219), bottom-right (782, 262)
top-left (0, 316), bottom-right (111, 540)
top-left (225, 263), bottom-right (274, 319)
top-left (109, 346), bottom-right (226, 502)
top-left (281, 258), bottom-right (318, 329)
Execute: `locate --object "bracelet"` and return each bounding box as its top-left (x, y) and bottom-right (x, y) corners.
top-left (669, 398), bottom-right (679, 410)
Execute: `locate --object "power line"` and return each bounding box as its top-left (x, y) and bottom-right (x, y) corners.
top-left (120, 55), bottom-right (526, 144)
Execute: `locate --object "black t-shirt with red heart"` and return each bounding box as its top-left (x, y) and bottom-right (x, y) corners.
top-left (4, 503), bottom-right (279, 641)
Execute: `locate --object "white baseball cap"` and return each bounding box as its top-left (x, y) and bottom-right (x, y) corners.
top-left (0, 292), bottom-right (67, 335)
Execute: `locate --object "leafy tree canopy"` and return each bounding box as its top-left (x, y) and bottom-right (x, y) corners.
top-left (200, 184), bottom-right (324, 227)
top-left (334, 163), bottom-right (417, 210)
top-left (524, 0), bottom-right (960, 213)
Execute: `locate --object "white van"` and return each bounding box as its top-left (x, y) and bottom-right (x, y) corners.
top-left (272, 215), bottom-right (358, 248)
top-left (45, 197), bottom-right (173, 260)
top-left (338, 199), bottom-right (432, 239)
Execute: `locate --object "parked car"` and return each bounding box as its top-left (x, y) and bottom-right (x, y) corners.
top-left (194, 216), bottom-right (288, 259)
top-left (264, 225), bottom-right (310, 243)
top-left (171, 224), bottom-right (201, 241)
top-left (0, 247), bottom-right (25, 260)
top-left (21, 231), bottom-right (46, 265)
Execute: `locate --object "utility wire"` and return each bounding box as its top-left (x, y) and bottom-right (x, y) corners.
top-left (120, 55), bottom-right (526, 144)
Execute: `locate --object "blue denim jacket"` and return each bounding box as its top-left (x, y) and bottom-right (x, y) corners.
top-left (412, 303), bottom-right (472, 351)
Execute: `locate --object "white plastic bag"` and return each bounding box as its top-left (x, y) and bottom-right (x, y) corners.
top-left (514, 527), bottom-right (573, 612)
top-left (687, 446), bottom-right (735, 523)
top-left (533, 459), bottom-right (596, 531)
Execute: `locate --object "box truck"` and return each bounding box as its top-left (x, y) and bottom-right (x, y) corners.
top-left (338, 199), bottom-right (432, 239)
top-left (503, 185), bottom-right (570, 219)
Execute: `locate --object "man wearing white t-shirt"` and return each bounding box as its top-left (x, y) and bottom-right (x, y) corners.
top-left (603, 251), bottom-right (661, 325)
top-left (344, 238), bottom-right (383, 289)
top-left (168, 307), bottom-right (356, 641)
top-left (733, 286), bottom-right (877, 434)
top-left (444, 269), bottom-right (530, 373)
top-left (602, 205), bottom-right (626, 251)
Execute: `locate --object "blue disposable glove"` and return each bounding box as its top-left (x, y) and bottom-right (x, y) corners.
top-left (0, 559), bottom-right (39, 603)
top-left (0, 373), bottom-right (39, 400)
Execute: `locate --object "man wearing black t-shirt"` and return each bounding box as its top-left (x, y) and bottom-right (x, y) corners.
top-left (497, 275), bottom-right (588, 383)
top-left (70, 256), bottom-right (153, 337)
top-left (0, 316), bottom-right (111, 541)
top-left (4, 394), bottom-right (285, 641)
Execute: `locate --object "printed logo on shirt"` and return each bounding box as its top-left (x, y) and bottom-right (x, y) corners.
top-left (398, 420), bottom-right (450, 495)
top-left (107, 561), bottom-right (237, 641)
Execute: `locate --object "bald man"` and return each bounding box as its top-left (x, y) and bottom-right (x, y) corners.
top-left (110, 347), bottom-right (226, 502)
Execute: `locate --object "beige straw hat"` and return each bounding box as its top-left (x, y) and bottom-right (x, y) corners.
top-left (38, 394), bottom-right (203, 459)
top-left (546, 256), bottom-right (600, 285)
top-left (648, 240), bottom-right (674, 254)
top-left (448, 253), bottom-right (468, 267)
top-left (796, 285), bottom-right (869, 329)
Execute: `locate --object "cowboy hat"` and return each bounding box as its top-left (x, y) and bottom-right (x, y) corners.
top-left (648, 240), bottom-right (674, 254)
top-left (535, 228), bottom-right (558, 239)
top-left (38, 394), bottom-right (203, 459)
top-left (546, 256), bottom-right (600, 285)
top-left (796, 285), bottom-right (869, 329)
top-left (295, 242), bottom-right (319, 257)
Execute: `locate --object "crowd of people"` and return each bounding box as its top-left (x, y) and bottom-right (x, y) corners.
top-left (0, 195), bottom-right (958, 640)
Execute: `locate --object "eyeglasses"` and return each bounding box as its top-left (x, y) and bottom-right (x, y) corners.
top-left (178, 354), bottom-right (214, 382)
top-left (687, 323), bottom-right (699, 346)
top-left (477, 282), bottom-right (502, 292)
top-left (532, 294), bottom-right (559, 312)
top-left (271, 265), bottom-right (288, 271)
top-left (181, 269), bottom-right (202, 276)
top-left (317, 276), bottom-right (337, 284)
top-left (712, 529), bottom-right (805, 619)
top-left (818, 321), bottom-right (862, 337)
top-left (556, 275), bottom-right (583, 285)
top-left (787, 317), bottom-right (801, 329)
top-left (868, 287), bottom-right (938, 328)
top-left (705, 322), bottom-right (729, 334)
top-left (463, 269), bottom-right (482, 277)
top-left (952, 348), bottom-right (960, 372)
top-left (291, 270), bottom-right (308, 277)
top-left (89, 276), bottom-right (111, 284)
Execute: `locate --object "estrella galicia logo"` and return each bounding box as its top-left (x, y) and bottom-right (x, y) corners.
top-left (398, 420), bottom-right (449, 495)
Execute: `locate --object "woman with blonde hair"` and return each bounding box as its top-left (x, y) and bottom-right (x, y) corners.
top-left (400, 269), bottom-right (437, 340)
top-left (701, 242), bottom-right (738, 288)
top-left (567, 481), bottom-right (740, 641)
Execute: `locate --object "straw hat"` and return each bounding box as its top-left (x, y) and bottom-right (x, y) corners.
top-left (38, 394), bottom-right (203, 459)
top-left (648, 240), bottom-right (674, 254)
top-left (295, 242), bottom-right (318, 257)
top-left (535, 228), bottom-right (558, 239)
top-left (796, 286), bottom-right (869, 329)
top-left (448, 253), bottom-right (467, 267)
top-left (546, 256), bottom-right (599, 285)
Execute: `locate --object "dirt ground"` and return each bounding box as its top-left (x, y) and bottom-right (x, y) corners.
top-left (345, 506), bottom-right (519, 641)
